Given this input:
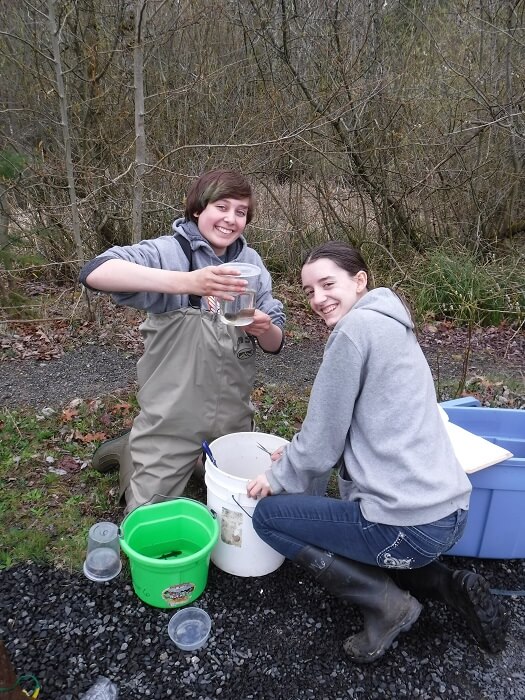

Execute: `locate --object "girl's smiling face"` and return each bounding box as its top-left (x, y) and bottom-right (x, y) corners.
top-left (195, 197), bottom-right (250, 256)
top-left (301, 258), bottom-right (368, 327)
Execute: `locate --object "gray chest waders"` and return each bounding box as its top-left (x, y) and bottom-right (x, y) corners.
top-left (120, 309), bottom-right (256, 511)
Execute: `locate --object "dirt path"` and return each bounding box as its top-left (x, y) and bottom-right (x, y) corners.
top-left (0, 328), bottom-right (523, 410)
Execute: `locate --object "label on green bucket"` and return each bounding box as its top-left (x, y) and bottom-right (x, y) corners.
top-left (220, 506), bottom-right (243, 548)
top-left (162, 582), bottom-right (196, 607)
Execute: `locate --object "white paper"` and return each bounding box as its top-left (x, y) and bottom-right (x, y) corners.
top-left (438, 405), bottom-right (513, 474)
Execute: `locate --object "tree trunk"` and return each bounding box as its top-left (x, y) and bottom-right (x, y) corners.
top-left (0, 182), bottom-right (10, 251)
top-left (132, 0), bottom-right (147, 245)
top-left (47, 0), bottom-right (84, 266)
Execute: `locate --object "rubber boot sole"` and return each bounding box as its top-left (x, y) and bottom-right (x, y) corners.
top-left (343, 597), bottom-right (423, 664)
top-left (91, 431), bottom-right (131, 474)
top-left (451, 570), bottom-right (508, 653)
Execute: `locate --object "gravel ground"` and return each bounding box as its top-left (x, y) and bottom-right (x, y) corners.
top-left (0, 345), bottom-right (139, 410)
top-left (1, 333), bottom-right (523, 410)
top-left (0, 342), bottom-right (328, 410)
top-left (1, 557), bottom-right (524, 699)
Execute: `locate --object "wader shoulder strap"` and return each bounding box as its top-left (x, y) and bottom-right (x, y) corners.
top-left (175, 234), bottom-right (202, 308)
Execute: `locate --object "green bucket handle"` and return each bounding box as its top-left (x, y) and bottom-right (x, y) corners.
top-left (119, 493), bottom-right (217, 538)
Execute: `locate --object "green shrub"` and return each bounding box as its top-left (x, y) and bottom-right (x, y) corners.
top-left (406, 248), bottom-right (525, 327)
top-left (0, 149), bottom-right (26, 179)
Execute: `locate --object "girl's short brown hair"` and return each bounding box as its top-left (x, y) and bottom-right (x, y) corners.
top-left (184, 169), bottom-right (255, 224)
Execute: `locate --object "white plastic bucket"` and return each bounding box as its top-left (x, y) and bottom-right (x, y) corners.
top-left (205, 432), bottom-right (288, 577)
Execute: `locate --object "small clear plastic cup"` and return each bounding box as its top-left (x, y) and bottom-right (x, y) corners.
top-left (168, 607), bottom-right (212, 651)
top-left (83, 547), bottom-right (121, 582)
top-left (83, 522), bottom-right (122, 582)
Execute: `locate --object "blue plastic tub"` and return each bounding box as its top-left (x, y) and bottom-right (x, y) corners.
top-left (440, 397), bottom-right (525, 559)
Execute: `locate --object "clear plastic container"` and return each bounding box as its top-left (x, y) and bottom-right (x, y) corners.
top-left (83, 522), bottom-right (122, 582)
top-left (168, 607), bottom-right (211, 651)
top-left (218, 262), bottom-right (260, 326)
top-left (83, 547), bottom-right (122, 582)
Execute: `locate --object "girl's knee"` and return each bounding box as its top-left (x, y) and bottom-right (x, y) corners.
top-left (252, 497), bottom-right (271, 533)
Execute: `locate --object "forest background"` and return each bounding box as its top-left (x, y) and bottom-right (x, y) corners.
top-left (0, 0), bottom-right (524, 330)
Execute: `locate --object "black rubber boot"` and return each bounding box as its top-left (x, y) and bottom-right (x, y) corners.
top-left (294, 546), bottom-right (422, 663)
top-left (91, 430), bottom-right (131, 473)
top-left (390, 561), bottom-right (508, 653)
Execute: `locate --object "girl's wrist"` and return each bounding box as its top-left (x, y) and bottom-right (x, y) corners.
top-left (168, 269), bottom-right (194, 295)
top-left (257, 323), bottom-right (283, 353)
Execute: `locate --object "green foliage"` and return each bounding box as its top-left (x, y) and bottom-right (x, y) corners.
top-left (0, 289), bottom-right (38, 321)
top-left (265, 235), bottom-right (523, 330)
top-left (0, 248), bottom-right (47, 273)
top-left (0, 249), bottom-right (49, 319)
top-left (405, 248), bottom-right (525, 327)
top-left (0, 149), bottom-right (26, 180)
top-left (252, 385), bottom-right (310, 439)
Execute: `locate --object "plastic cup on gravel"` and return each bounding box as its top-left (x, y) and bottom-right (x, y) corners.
top-left (168, 607), bottom-right (212, 651)
top-left (218, 262), bottom-right (260, 327)
top-left (83, 522), bottom-right (122, 582)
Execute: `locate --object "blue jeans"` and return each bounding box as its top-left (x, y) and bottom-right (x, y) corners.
top-left (252, 495), bottom-right (468, 569)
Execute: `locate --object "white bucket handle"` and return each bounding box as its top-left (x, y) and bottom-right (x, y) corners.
top-left (232, 494), bottom-right (254, 519)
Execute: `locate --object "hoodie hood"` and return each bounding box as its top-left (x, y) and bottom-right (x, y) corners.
top-left (348, 287), bottom-right (413, 330)
top-left (172, 217), bottom-right (245, 262)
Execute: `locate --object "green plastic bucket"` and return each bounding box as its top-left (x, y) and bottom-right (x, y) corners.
top-left (120, 498), bottom-right (219, 609)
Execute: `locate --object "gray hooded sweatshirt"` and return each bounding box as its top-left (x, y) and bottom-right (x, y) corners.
top-left (80, 218), bottom-right (285, 328)
top-left (266, 288), bottom-right (471, 526)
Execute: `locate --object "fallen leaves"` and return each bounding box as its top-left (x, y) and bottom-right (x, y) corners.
top-left (0, 292), bottom-right (145, 363)
top-left (55, 455), bottom-right (85, 473)
top-left (110, 401), bottom-right (134, 415)
top-left (0, 325), bottom-right (65, 361)
top-left (61, 406), bottom-right (79, 422)
top-left (73, 430), bottom-right (107, 444)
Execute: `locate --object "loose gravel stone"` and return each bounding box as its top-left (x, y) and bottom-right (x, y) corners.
top-left (0, 558), bottom-right (524, 699)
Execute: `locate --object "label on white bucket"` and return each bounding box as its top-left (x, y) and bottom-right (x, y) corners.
top-left (162, 582), bottom-right (195, 607)
top-left (220, 507), bottom-right (243, 548)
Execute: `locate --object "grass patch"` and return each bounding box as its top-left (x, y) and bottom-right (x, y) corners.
top-left (0, 394), bottom-right (135, 571)
top-left (1, 376), bottom-right (521, 571)
top-left (0, 384), bottom-right (312, 571)
top-left (252, 384), bottom-right (310, 438)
